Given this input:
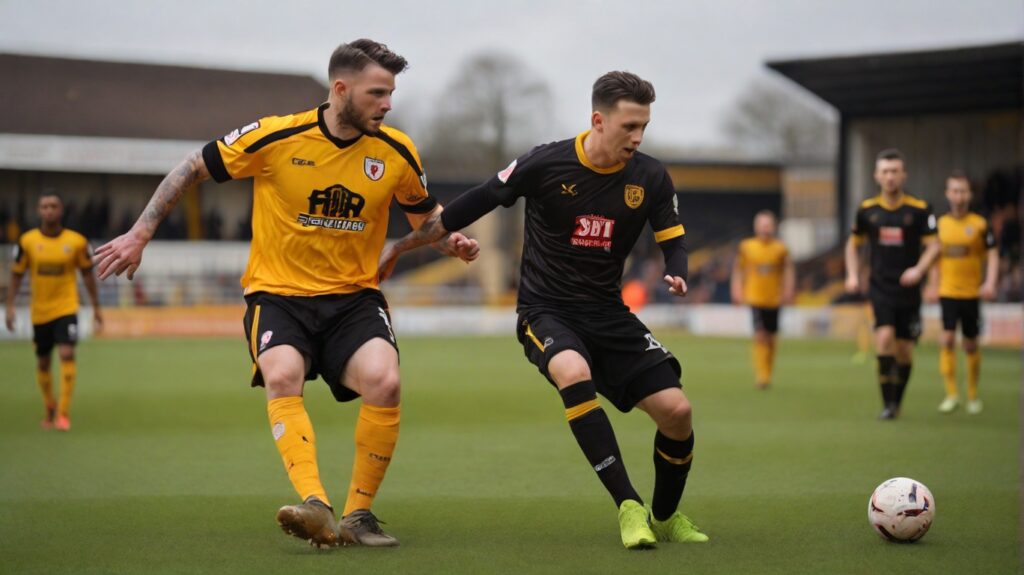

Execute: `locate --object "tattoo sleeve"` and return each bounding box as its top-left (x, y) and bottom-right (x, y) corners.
top-left (136, 150), bottom-right (209, 238)
top-left (394, 211), bottom-right (449, 256)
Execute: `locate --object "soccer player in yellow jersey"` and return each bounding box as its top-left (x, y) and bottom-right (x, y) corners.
top-left (731, 211), bottom-right (794, 389)
top-left (926, 172), bottom-right (998, 415)
top-left (94, 39), bottom-right (478, 548)
top-left (5, 193), bottom-right (103, 431)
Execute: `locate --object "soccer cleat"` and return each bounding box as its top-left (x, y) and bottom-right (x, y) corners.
top-left (276, 497), bottom-right (349, 548)
top-left (937, 396), bottom-right (959, 414)
top-left (649, 509), bottom-right (710, 543)
top-left (617, 500), bottom-right (656, 549)
top-left (54, 414), bottom-right (71, 431)
top-left (966, 399), bottom-right (983, 415)
top-left (41, 405), bottom-right (57, 430)
top-left (877, 404), bottom-right (899, 420)
top-left (756, 381), bottom-right (771, 391)
top-left (340, 509), bottom-right (399, 547)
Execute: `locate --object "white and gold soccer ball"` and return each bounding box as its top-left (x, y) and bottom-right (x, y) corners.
top-left (868, 477), bottom-right (935, 542)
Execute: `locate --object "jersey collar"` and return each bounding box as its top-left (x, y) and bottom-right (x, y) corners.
top-left (317, 103), bottom-right (363, 149)
top-left (575, 131), bottom-right (626, 174)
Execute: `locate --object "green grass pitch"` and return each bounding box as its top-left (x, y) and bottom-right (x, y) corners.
top-left (0, 334), bottom-right (1018, 574)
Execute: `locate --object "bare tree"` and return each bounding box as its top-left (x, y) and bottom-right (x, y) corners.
top-left (722, 75), bottom-right (837, 162)
top-left (421, 52), bottom-right (554, 179)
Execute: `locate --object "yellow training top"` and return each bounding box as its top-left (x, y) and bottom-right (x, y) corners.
top-left (202, 103), bottom-right (436, 296)
top-left (737, 237), bottom-right (789, 308)
top-left (937, 212), bottom-right (995, 299)
top-left (11, 228), bottom-right (92, 324)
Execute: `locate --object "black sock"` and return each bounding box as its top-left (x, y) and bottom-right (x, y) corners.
top-left (560, 381), bottom-right (641, 507)
top-left (894, 363), bottom-right (912, 406)
top-left (877, 355), bottom-right (896, 406)
top-left (652, 430), bottom-right (694, 522)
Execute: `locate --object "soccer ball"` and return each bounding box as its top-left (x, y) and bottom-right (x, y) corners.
top-left (867, 477), bottom-right (935, 542)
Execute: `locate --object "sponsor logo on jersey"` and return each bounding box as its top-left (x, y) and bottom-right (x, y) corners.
top-left (300, 185), bottom-right (367, 232)
top-left (942, 244), bottom-right (970, 258)
top-left (561, 183), bottom-right (578, 197)
top-left (879, 226), bottom-right (904, 246)
top-left (37, 263), bottom-right (65, 276)
top-left (223, 121), bottom-right (260, 146)
top-left (572, 215), bottom-right (615, 248)
top-left (497, 159), bottom-right (517, 184)
top-left (624, 185), bottom-right (644, 208)
top-left (291, 157), bottom-right (316, 167)
top-left (364, 157), bottom-right (385, 181)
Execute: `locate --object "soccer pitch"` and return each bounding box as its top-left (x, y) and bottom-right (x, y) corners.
top-left (0, 334), bottom-right (1018, 575)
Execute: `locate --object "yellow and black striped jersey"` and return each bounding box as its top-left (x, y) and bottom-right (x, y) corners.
top-left (937, 212), bottom-right (995, 299)
top-left (202, 103), bottom-right (436, 296)
top-left (736, 237), bottom-right (789, 308)
top-left (11, 228), bottom-right (92, 324)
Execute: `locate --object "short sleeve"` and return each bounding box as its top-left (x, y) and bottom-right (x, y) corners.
top-left (735, 242), bottom-right (747, 267)
top-left (10, 236), bottom-right (28, 274)
top-left (383, 130), bottom-right (436, 215)
top-left (851, 206), bottom-right (868, 237)
top-left (202, 116), bottom-right (301, 183)
top-left (983, 219), bottom-right (996, 249)
top-left (920, 204), bottom-right (937, 238)
top-left (77, 239), bottom-right (94, 270)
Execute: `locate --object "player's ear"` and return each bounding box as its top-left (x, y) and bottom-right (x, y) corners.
top-left (591, 110), bottom-right (604, 132)
top-left (332, 78), bottom-right (348, 99)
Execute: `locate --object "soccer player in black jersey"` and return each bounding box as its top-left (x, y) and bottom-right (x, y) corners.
top-left (380, 71), bottom-right (707, 549)
top-left (845, 149), bottom-right (940, 420)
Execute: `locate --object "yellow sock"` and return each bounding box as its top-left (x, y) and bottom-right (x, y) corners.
top-left (766, 343), bottom-right (776, 382)
top-left (36, 369), bottom-right (55, 410)
top-left (343, 404), bottom-right (400, 516)
top-left (752, 341), bottom-right (771, 385)
top-left (966, 351), bottom-right (981, 401)
top-left (939, 348), bottom-right (958, 398)
top-left (58, 360), bottom-right (76, 417)
top-left (267, 396), bottom-right (330, 507)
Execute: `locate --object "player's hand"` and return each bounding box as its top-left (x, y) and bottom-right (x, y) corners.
top-left (663, 275), bottom-right (688, 297)
top-left (845, 275), bottom-right (860, 294)
top-left (980, 282), bottom-right (997, 301)
top-left (4, 307), bottom-right (14, 332)
top-left (899, 267), bottom-right (924, 287)
top-left (377, 243), bottom-right (400, 283)
top-left (95, 230), bottom-right (149, 281)
top-left (446, 232), bottom-right (480, 263)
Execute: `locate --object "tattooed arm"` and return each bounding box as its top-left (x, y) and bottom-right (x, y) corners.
top-left (94, 150), bottom-right (210, 280)
top-left (379, 209), bottom-right (454, 282)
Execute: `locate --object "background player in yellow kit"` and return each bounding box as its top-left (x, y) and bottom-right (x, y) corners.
top-left (731, 210), bottom-right (794, 389)
top-left (926, 172), bottom-right (998, 414)
top-left (5, 193), bottom-right (103, 430)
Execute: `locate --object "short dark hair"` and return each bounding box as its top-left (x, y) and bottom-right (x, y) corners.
top-left (876, 148), bottom-right (904, 163)
top-left (328, 39), bottom-right (408, 78)
top-left (39, 189), bottom-right (63, 204)
top-left (592, 71), bottom-right (656, 111)
top-left (755, 209), bottom-right (777, 221)
top-left (948, 169), bottom-right (969, 181)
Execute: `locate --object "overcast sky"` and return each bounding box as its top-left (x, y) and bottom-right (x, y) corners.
top-left (1, 0), bottom-right (1020, 151)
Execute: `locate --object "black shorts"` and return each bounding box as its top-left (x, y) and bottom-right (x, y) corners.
top-left (243, 289), bottom-right (398, 402)
top-left (33, 314), bottom-right (78, 357)
top-left (751, 307), bottom-right (780, 334)
top-left (870, 299), bottom-right (922, 341)
top-left (516, 306), bottom-right (681, 413)
top-left (940, 297), bottom-right (982, 339)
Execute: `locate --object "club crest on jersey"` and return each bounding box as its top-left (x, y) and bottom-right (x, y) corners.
top-left (223, 121), bottom-right (260, 146)
top-left (963, 225), bottom-right (973, 236)
top-left (572, 215), bottom-right (615, 248)
top-left (364, 157), bottom-right (385, 181)
top-left (624, 185), bottom-right (644, 209)
top-left (561, 183), bottom-right (578, 197)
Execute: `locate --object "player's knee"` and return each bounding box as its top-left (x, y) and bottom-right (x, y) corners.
top-left (261, 365), bottom-right (304, 397)
top-left (963, 339), bottom-right (979, 353)
top-left (362, 367), bottom-right (401, 405)
top-left (548, 353), bottom-right (591, 387)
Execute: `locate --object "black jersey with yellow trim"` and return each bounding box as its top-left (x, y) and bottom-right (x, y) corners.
top-left (485, 131), bottom-right (685, 310)
top-left (200, 103), bottom-right (436, 296)
top-left (851, 193), bottom-right (937, 306)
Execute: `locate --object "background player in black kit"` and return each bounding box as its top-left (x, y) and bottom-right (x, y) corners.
top-left (379, 71), bottom-right (706, 549)
top-left (844, 149), bottom-right (940, 420)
